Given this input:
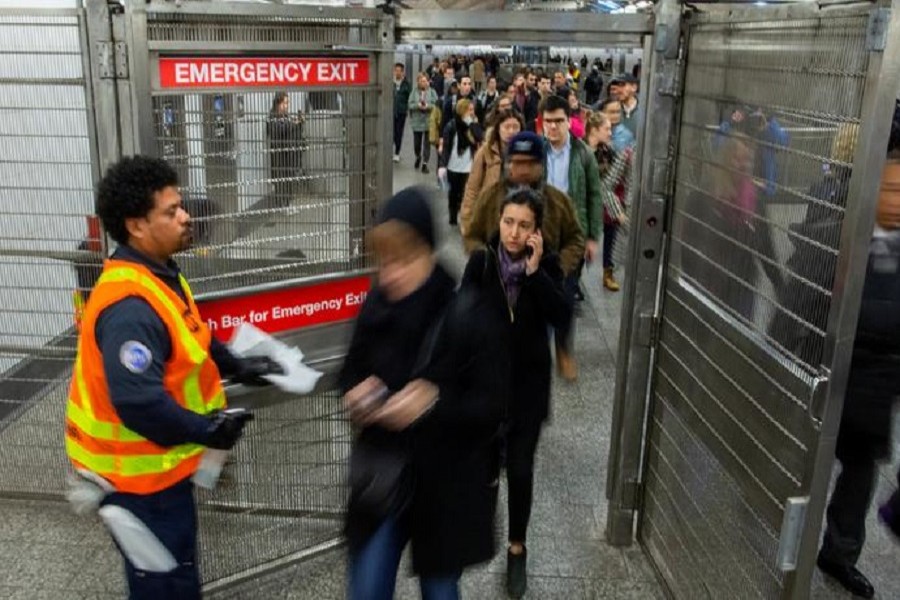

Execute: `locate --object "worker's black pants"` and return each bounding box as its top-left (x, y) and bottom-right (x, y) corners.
top-left (101, 479), bottom-right (201, 600)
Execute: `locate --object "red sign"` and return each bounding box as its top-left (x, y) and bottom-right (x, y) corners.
top-left (197, 275), bottom-right (371, 341)
top-left (158, 57), bottom-right (371, 89)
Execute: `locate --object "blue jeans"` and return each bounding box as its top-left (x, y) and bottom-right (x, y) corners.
top-left (349, 516), bottom-right (461, 600)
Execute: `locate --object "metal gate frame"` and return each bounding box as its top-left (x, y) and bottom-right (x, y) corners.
top-left (80, 0), bottom-right (397, 589)
top-left (396, 4), bottom-right (670, 554)
top-left (606, 1), bottom-right (900, 598)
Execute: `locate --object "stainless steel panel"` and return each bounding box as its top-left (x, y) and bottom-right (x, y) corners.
top-left (637, 3), bottom-right (891, 598)
top-left (606, 0), bottom-right (682, 546)
top-left (0, 10), bottom-right (96, 501)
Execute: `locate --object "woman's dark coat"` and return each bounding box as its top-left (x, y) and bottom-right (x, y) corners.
top-left (339, 264), bottom-right (508, 576)
top-left (461, 242), bottom-right (570, 425)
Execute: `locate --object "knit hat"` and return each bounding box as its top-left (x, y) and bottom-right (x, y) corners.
top-left (506, 131), bottom-right (545, 162)
top-left (377, 186), bottom-right (436, 249)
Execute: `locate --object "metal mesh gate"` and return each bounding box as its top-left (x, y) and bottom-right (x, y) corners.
top-left (640, 7), bottom-right (875, 599)
top-left (0, 9), bottom-right (97, 497)
top-left (130, 3), bottom-right (390, 587)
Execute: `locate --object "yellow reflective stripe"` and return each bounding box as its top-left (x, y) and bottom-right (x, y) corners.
top-left (98, 267), bottom-right (207, 364)
top-left (178, 274), bottom-right (194, 304)
top-left (183, 369), bottom-right (205, 414)
top-left (207, 389), bottom-right (226, 411)
top-left (73, 355), bottom-right (96, 421)
top-left (66, 436), bottom-right (204, 477)
top-left (67, 397), bottom-right (146, 442)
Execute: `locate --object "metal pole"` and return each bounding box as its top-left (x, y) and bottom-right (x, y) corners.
top-left (786, 1), bottom-right (900, 597)
top-left (605, 0), bottom-right (683, 547)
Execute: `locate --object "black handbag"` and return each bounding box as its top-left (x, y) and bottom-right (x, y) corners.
top-left (346, 312), bottom-right (447, 523)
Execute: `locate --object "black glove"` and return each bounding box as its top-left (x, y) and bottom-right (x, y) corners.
top-left (204, 408), bottom-right (254, 450)
top-left (230, 356), bottom-right (284, 387)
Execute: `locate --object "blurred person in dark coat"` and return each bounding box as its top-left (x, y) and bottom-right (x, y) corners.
top-left (460, 189), bottom-right (570, 599)
top-left (341, 187), bottom-right (506, 600)
top-left (817, 104), bottom-right (900, 600)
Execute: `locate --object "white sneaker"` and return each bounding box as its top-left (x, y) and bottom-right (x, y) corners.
top-left (393, 154), bottom-right (400, 163)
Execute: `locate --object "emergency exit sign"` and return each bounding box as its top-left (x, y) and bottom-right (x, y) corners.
top-left (158, 57), bottom-right (371, 88)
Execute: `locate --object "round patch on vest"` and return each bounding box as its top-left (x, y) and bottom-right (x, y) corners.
top-left (119, 341), bottom-right (152, 374)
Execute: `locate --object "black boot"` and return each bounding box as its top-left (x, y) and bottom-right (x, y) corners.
top-left (817, 554), bottom-right (874, 599)
top-left (506, 547), bottom-right (527, 599)
top-left (415, 157), bottom-right (421, 169)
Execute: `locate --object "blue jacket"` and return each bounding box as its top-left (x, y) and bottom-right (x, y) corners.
top-left (94, 245), bottom-right (239, 447)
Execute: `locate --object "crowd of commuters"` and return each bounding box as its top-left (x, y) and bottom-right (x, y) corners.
top-left (391, 56), bottom-right (641, 298)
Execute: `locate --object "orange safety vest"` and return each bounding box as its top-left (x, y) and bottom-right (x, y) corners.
top-left (65, 259), bottom-right (226, 495)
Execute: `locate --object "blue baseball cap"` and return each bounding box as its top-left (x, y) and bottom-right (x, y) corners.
top-left (506, 131), bottom-right (545, 162)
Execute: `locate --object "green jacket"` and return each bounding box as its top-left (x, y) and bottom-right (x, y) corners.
top-left (394, 78), bottom-right (412, 116)
top-left (407, 87), bottom-right (439, 132)
top-left (544, 136), bottom-right (603, 241)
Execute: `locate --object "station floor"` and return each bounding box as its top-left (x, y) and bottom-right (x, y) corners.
top-left (0, 134), bottom-right (897, 599)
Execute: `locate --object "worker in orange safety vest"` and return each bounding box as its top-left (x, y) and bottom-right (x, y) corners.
top-left (65, 155), bottom-right (277, 599)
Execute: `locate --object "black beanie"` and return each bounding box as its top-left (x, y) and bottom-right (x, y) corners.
top-left (377, 186), bottom-right (436, 249)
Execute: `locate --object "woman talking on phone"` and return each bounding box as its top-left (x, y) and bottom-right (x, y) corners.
top-left (459, 188), bottom-right (570, 599)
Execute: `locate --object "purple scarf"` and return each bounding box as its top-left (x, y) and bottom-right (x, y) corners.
top-left (498, 245), bottom-right (527, 307)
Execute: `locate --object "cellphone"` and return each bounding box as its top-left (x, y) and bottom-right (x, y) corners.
top-left (525, 245), bottom-right (534, 258)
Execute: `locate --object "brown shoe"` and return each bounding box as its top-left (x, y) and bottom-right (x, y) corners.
top-left (557, 347), bottom-right (578, 381)
top-left (603, 267), bottom-right (620, 292)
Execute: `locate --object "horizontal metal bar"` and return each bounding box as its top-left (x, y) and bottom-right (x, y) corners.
top-left (198, 499), bottom-right (343, 519)
top-left (201, 536), bottom-right (345, 594)
top-left (0, 8), bottom-right (81, 18)
top-left (0, 78), bottom-right (84, 86)
top-left (0, 344), bottom-right (75, 359)
top-left (194, 268), bottom-right (372, 303)
top-left (0, 106), bottom-right (86, 112)
top-left (141, 1), bottom-right (383, 22)
top-left (397, 9), bottom-right (653, 35)
top-left (148, 41), bottom-right (383, 53)
top-left (0, 51), bottom-right (81, 58)
top-left (690, 1), bottom-right (871, 24)
top-left (0, 249), bottom-right (101, 263)
top-left (0, 159), bottom-right (92, 166)
top-left (398, 30), bottom-right (645, 48)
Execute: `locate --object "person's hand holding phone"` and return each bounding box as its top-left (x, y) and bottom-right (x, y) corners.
top-left (525, 229), bottom-right (543, 275)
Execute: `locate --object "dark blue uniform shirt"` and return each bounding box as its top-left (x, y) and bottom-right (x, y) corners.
top-left (94, 246), bottom-right (240, 447)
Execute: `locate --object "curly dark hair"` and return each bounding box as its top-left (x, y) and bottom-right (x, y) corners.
top-left (96, 155), bottom-right (179, 245)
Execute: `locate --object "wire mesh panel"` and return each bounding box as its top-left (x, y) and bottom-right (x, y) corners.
top-left (640, 8), bottom-right (871, 599)
top-left (197, 388), bottom-right (351, 583)
top-left (0, 10), bottom-right (96, 494)
top-left (152, 87), bottom-right (379, 295)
